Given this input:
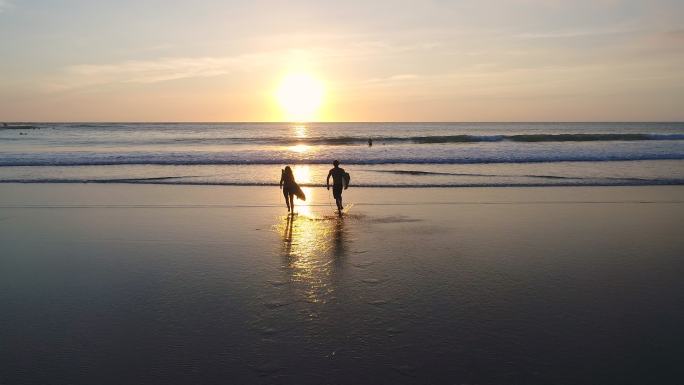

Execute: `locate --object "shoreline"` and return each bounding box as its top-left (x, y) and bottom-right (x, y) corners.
top-left (2, 180), bottom-right (684, 188)
top-left (2, 159), bottom-right (683, 189)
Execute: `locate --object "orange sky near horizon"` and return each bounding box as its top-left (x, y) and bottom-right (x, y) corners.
top-left (1, 0), bottom-right (683, 122)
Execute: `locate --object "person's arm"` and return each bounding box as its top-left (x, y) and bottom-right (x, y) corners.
top-left (326, 170), bottom-right (332, 190)
top-left (279, 170), bottom-right (284, 189)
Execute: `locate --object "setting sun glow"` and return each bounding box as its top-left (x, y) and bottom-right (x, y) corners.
top-left (276, 73), bottom-right (324, 122)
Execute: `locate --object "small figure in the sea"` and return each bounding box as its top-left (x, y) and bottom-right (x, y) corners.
top-left (368, 137), bottom-right (373, 147)
top-left (279, 166), bottom-right (306, 213)
top-left (326, 160), bottom-right (350, 214)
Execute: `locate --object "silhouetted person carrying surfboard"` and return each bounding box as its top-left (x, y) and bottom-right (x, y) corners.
top-left (326, 160), bottom-right (349, 214)
top-left (280, 166), bottom-right (305, 213)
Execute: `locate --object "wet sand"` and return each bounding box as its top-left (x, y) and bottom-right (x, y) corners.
top-left (1, 184), bottom-right (683, 384)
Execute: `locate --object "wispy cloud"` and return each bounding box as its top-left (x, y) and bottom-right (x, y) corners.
top-left (53, 37), bottom-right (446, 92)
top-left (68, 57), bottom-right (241, 84)
top-left (515, 26), bottom-right (639, 39)
top-left (55, 53), bottom-right (275, 91)
top-left (362, 74), bottom-right (421, 86)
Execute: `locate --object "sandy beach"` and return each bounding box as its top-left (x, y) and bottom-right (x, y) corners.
top-left (1, 183), bottom-right (682, 384)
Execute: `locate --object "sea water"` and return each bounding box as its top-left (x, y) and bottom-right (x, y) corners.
top-left (1, 122), bottom-right (683, 187)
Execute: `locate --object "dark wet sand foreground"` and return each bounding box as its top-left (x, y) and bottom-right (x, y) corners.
top-left (1, 184), bottom-right (683, 385)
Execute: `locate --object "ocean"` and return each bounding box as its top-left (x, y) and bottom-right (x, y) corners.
top-left (1, 122), bottom-right (683, 187)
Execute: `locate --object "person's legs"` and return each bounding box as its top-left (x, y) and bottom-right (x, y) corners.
top-left (289, 194), bottom-right (294, 212)
top-left (283, 189), bottom-right (290, 212)
top-left (333, 185), bottom-right (343, 211)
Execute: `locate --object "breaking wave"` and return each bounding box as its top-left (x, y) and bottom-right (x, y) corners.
top-left (1, 152), bottom-right (683, 167)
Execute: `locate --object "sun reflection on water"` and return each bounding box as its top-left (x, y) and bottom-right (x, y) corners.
top-left (293, 125), bottom-right (307, 138)
top-left (292, 165), bottom-right (312, 184)
top-left (295, 187), bottom-right (314, 216)
top-left (276, 211), bottom-right (347, 304)
top-left (275, 124), bottom-right (348, 303)
top-left (288, 124), bottom-right (319, 155)
top-left (290, 144), bottom-right (310, 153)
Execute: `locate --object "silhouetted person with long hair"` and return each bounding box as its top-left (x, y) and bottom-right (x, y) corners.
top-left (326, 160), bottom-right (349, 213)
top-left (280, 166), bottom-right (296, 212)
top-left (280, 166), bottom-right (305, 213)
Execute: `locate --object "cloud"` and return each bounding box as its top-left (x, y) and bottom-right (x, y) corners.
top-left (68, 57), bottom-right (240, 84)
top-left (515, 26), bottom-right (638, 39)
top-left (55, 52), bottom-right (276, 91)
top-left (53, 36), bottom-right (445, 92)
top-left (362, 74), bottom-right (421, 86)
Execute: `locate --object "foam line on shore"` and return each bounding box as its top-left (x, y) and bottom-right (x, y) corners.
top-left (2, 178), bottom-right (684, 187)
top-left (2, 200), bottom-right (683, 209)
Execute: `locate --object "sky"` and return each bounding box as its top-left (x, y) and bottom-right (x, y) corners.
top-left (0, 0), bottom-right (683, 122)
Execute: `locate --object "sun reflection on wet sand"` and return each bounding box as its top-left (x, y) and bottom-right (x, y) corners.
top-left (294, 187), bottom-right (314, 216)
top-left (274, 124), bottom-right (348, 303)
top-left (276, 211), bottom-right (348, 304)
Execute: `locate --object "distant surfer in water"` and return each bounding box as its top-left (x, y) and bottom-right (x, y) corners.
top-left (326, 160), bottom-right (350, 214)
top-left (280, 166), bottom-right (305, 213)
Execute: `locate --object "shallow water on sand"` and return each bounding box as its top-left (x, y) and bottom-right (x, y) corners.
top-left (1, 185), bottom-right (683, 384)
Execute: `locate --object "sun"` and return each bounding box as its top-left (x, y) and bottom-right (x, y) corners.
top-left (276, 73), bottom-right (324, 122)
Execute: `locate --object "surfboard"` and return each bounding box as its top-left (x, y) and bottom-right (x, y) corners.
top-left (344, 172), bottom-right (350, 188)
top-left (293, 183), bottom-right (306, 201)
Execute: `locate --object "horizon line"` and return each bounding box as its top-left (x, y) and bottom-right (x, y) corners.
top-left (4, 120), bottom-right (684, 124)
